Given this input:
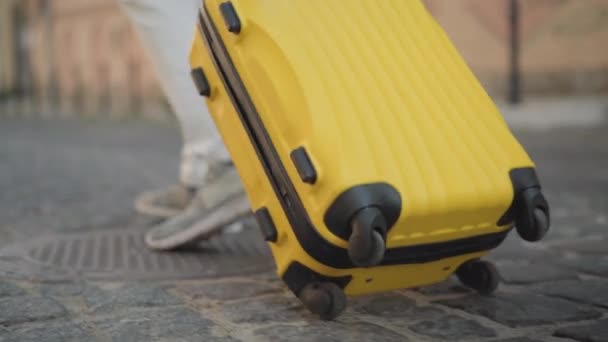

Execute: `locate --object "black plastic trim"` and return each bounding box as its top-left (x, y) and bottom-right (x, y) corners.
top-left (290, 147), bottom-right (317, 184)
top-left (254, 207), bottom-right (278, 242)
top-left (498, 167), bottom-right (542, 226)
top-left (219, 1), bottom-right (241, 34)
top-left (324, 183), bottom-right (401, 240)
top-left (282, 262), bottom-right (352, 296)
top-left (382, 229), bottom-right (510, 265)
top-left (197, 7), bottom-right (510, 269)
top-left (190, 67), bottom-right (211, 97)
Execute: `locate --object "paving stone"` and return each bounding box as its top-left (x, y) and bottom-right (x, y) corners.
top-left (549, 237), bottom-right (608, 255)
top-left (554, 319), bottom-right (608, 342)
top-left (547, 219), bottom-right (608, 240)
top-left (95, 306), bottom-right (235, 342)
top-left (487, 234), bottom-right (555, 263)
top-left (0, 256), bottom-right (75, 282)
top-left (254, 322), bottom-right (409, 342)
top-left (84, 284), bottom-right (180, 313)
top-left (533, 279), bottom-right (608, 309)
top-left (176, 279), bottom-right (282, 301)
top-left (351, 293), bottom-right (444, 321)
top-left (0, 118), bottom-right (181, 242)
top-left (409, 315), bottom-right (496, 341)
top-left (413, 278), bottom-right (471, 296)
top-left (438, 293), bottom-right (601, 327)
top-left (351, 292), bottom-right (495, 340)
top-left (0, 281), bottom-right (25, 298)
top-left (39, 282), bottom-right (86, 297)
top-left (222, 295), bottom-right (306, 324)
top-left (559, 255), bottom-right (608, 277)
top-left (0, 322), bottom-right (95, 342)
top-left (0, 296), bottom-right (67, 326)
top-left (2, 106), bottom-right (608, 342)
top-left (498, 262), bottom-right (579, 284)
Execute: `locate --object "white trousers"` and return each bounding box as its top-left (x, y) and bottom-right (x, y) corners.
top-left (118, 0), bottom-right (231, 188)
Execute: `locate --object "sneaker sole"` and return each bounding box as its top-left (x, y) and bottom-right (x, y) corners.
top-left (144, 195), bottom-right (252, 251)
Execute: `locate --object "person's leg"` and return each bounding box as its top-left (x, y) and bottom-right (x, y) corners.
top-left (119, 0), bottom-right (229, 189)
top-left (118, 0), bottom-right (252, 250)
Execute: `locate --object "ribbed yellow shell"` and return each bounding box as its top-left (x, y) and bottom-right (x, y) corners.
top-left (189, 0), bottom-right (534, 295)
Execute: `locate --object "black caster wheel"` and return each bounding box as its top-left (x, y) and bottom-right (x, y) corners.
top-left (515, 188), bottom-right (550, 242)
top-left (456, 260), bottom-right (500, 295)
top-left (299, 281), bottom-right (346, 321)
top-left (347, 207), bottom-right (387, 267)
top-left (517, 207), bottom-right (549, 242)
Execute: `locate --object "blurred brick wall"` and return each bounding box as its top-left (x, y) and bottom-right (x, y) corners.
top-left (5, 0), bottom-right (608, 118)
top-left (49, 0), bottom-right (166, 117)
top-left (426, 0), bottom-right (608, 97)
top-left (14, 0), bottom-right (169, 118)
top-left (0, 0), bottom-right (18, 97)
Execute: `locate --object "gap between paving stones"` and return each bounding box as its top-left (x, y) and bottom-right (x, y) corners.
top-left (35, 274), bottom-right (608, 342)
top-left (406, 291), bottom-right (548, 341)
top-left (3, 266), bottom-right (607, 342)
top-left (173, 286), bottom-right (423, 342)
top-left (410, 283), bottom-right (608, 340)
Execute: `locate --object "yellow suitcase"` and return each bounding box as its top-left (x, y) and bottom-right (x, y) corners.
top-left (189, 0), bottom-right (550, 320)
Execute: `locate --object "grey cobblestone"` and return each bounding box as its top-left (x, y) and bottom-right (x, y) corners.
top-left (221, 295), bottom-right (306, 324)
top-left (486, 235), bottom-right (557, 263)
top-left (438, 293), bottom-right (602, 327)
top-left (0, 118), bottom-right (180, 241)
top-left (0, 256), bottom-right (75, 282)
top-left (553, 319), bottom-right (608, 342)
top-left (493, 338), bottom-right (544, 342)
top-left (497, 261), bottom-right (579, 284)
top-left (0, 110), bottom-right (606, 341)
top-left (0, 296), bottom-right (67, 326)
top-left (409, 315), bottom-right (497, 341)
top-left (39, 282), bottom-right (87, 297)
top-left (548, 237), bottom-right (608, 255)
top-left (413, 278), bottom-right (471, 296)
top-left (546, 220), bottom-right (608, 241)
top-left (533, 279), bottom-right (608, 309)
top-left (560, 255), bottom-right (608, 277)
top-left (84, 284), bottom-right (180, 313)
top-left (352, 293), bottom-right (444, 321)
top-left (0, 281), bottom-right (25, 298)
top-left (0, 322), bottom-right (96, 342)
top-left (254, 322), bottom-right (410, 342)
top-left (351, 293), bottom-right (499, 340)
top-left (175, 279), bottom-right (282, 301)
top-left (95, 307), bottom-right (235, 342)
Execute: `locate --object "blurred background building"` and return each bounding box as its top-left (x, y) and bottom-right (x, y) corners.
top-left (0, 0), bottom-right (168, 119)
top-left (1, 0), bottom-right (607, 119)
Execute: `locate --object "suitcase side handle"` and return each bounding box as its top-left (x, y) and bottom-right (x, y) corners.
top-left (220, 1), bottom-right (242, 34)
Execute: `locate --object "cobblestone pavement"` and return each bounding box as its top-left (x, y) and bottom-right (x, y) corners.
top-left (0, 97), bottom-right (607, 341)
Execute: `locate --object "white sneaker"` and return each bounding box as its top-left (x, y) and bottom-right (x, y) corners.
top-left (144, 162), bottom-right (252, 251)
top-left (134, 184), bottom-right (195, 219)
